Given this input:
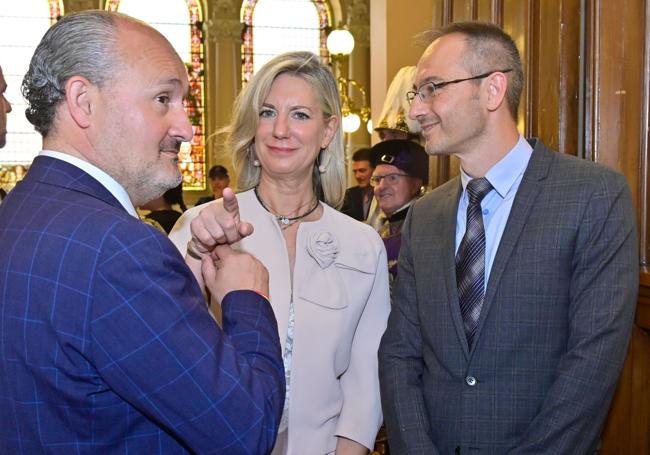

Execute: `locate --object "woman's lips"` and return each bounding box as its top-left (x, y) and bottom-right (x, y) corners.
top-left (267, 145), bottom-right (296, 153)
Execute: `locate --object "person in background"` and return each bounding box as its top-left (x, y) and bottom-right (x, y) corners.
top-left (0, 11), bottom-right (284, 453)
top-left (379, 21), bottom-right (638, 454)
top-left (169, 51), bottom-right (390, 455)
top-left (370, 139), bottom-right (428, 281)
top-left (195, 164), bottom-right (230, 206)
top-left (12, 164), bottom-right (26, 181)
top-left (140, 183), bottom-right (187, 233)
top-left (0, 64), bottom-right (11, 149)
top-left (374, 66), bottom-right (421, 142)
top-left (340, 147), bottom-right (374, 221)
top-left (366, 66), bottom-right (424, 231)
top-left (0, 64), bottom-right (11, 203)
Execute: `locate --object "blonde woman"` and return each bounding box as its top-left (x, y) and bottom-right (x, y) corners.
top-left (169, 52), bottom-right (390, 455)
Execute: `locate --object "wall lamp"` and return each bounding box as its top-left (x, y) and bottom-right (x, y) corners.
top-left (327, 26), bottom-right (371, 134)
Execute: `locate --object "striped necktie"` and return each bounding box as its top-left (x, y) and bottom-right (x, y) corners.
top-left (456, 177), bottom-right (493, 348)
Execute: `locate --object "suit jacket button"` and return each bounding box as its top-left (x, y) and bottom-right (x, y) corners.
top-left (466, 376), bottom-right (477, 386)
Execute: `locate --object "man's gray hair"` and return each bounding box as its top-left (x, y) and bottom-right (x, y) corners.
top-left (423, 21), bottom-right (524, 121)
top-left (22, 10), bottom-right (123, 137)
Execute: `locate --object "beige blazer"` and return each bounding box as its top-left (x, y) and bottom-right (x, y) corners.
top-left (169, 189), bottom-right (390, 454)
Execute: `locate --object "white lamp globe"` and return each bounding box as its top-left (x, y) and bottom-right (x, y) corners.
top-left (327, 29), bottom-right (355, 55)
top-left (366, 119), bottom-right (373, 135)
top-left (342, 113), bottom-right (361, 133)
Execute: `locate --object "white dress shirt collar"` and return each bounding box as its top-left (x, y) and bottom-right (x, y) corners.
top-left (459, 135), bottom-right (533, 198)
top-left (39, 150), bottom-right (138, 218)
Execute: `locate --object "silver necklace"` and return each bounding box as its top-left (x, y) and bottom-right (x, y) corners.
top-left (254, 186), bottom-right (319, 229)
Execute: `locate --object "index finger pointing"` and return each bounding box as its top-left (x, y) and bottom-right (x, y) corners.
top-left (220, 187), bottom-right (244, 244)
top-left (222, 187), bottom-right (239, 215)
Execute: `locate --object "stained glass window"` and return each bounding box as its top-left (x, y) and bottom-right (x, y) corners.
top-left (241, 0), bottom-right (331, 83)
top-left (106, 0), bottom-right (206, 191)
top-left (0, 0), bottom-right (63, 190)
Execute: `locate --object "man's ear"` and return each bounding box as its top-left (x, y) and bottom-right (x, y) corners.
top-left (485, 72), bottom-right (509, 112)
top-left (65, 76), bottom-right (95, 129)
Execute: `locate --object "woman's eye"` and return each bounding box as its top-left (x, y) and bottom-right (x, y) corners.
top-left (156, 95), bottom-right (170, 104)
top-left (259, 109), bottom-right (275, 118)
top-left (293, 111), bottom-right (310, 120)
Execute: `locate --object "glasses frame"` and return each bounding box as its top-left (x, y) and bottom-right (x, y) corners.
top-left (370, 173), bottom-right (411, 187)
top-left (406, 69), bottom-right (513, 105)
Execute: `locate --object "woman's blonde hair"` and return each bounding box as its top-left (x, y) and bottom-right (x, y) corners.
top-left (225, 51), bottom-right (345, 208)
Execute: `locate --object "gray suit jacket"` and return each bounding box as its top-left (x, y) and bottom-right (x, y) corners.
top-left (378, 139), bottom-right (639, 454)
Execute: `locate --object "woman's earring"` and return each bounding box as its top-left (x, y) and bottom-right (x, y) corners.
top-left (318, 148), bottom-right (326, 173)
top-left (253, 159), bottom-right (261, 167)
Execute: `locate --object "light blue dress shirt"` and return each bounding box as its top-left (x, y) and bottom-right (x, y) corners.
top-left (455, 136), bottom-right (533, 289)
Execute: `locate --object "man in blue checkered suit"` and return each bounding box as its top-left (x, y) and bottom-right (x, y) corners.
top-left (0, 11), bottom-right (284, 454)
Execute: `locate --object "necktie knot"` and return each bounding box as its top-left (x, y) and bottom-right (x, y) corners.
top-left (466, 178), bottom-right (493, 205)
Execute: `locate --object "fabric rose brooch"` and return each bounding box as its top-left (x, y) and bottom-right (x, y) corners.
top-left (306, 231), bottom-right (339, 269)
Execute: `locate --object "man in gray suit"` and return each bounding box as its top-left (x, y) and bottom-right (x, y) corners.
top-left (378, 22), bottom-right (638, 454)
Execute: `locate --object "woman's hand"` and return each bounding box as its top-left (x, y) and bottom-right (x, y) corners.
top-left (184, 188), bottom-right (256, 303)
top-left (188, 188), bottom-right (254, 258)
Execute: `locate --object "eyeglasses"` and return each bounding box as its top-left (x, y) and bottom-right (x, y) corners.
top-left (370, 173), bottom-right (410, 187)
top-left (406, 69), bottom-right (512, 105)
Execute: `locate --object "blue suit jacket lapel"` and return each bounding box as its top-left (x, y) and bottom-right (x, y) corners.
top-left (470, 139), bottom-right (554, 353)
top-left (27, 155), bottom-right (128, 213)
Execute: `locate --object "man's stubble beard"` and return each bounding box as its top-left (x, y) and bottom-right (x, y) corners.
top-left (129, 156), bottom-right (182, 207)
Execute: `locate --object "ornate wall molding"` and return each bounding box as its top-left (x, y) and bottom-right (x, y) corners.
top-left (206, 0), bottom-right (241, 42)
top-left (350, 24), bottom-right (369, 48)
top-left (65, 0), bottom-right (99, 12)
top-left (209, 0), bottom-right (239, 20)
top-left (347, 0), bottom-right (369, 24)
top-left (347, 0), bottom-right (369, 48)
top-left (206, 18), bottom-right (242, 42)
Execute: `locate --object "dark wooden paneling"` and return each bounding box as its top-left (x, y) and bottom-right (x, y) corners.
top-left (477, 0), bottom-right (493, 21)
top-left (584, 0), bottom-right (643, 195)
top-left (601, 325), bottom-right (650, 454)
top-left (583, 1), bottom-right (647, 447)
top-left (535, 0), bottom-right (580, 154)
top-left (452, 0), bottom-right (474, 20)
top-left (638, 272), bottom-right (650, 329)
top-left (638, 0), bottom-right (650, 268)
top-left (502, 0), bottom-right (533, 135)
top-left (629, 327), bottom-right (650, 454)
top-left (601, 272), bottom-right (650, 454)
top-left (491, 0), bottom-right (504, 25)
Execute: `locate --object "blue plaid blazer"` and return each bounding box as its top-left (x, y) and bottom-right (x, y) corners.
top-left (0, 156), bottom-right (284, 454)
